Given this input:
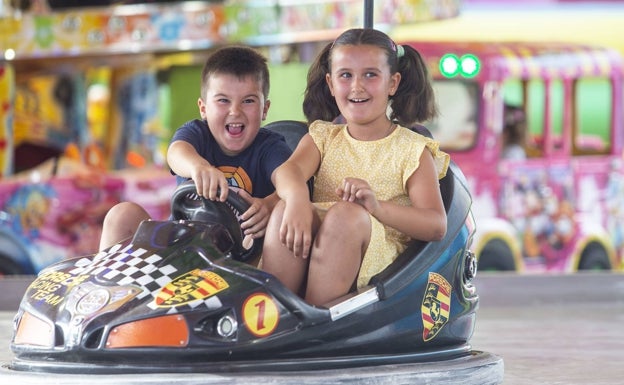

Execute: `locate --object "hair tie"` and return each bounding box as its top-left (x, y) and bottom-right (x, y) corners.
top-left (396, 44), bottom-right (405, 59)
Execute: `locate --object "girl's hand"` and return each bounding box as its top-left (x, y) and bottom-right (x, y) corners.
top-left (336, 177), bottom-right (380, 215)
top-left (280, 198), bottom-right (314, 259)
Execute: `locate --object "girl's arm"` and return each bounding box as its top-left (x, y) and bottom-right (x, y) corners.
top-left (371, 150), bottom-right (447, 241)
top-left (272, 134), bottom-right (321, 258)
top-left (272, 134), bottom-right (320, 201)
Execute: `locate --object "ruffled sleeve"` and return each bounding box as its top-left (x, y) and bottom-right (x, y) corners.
top-left (308, 120), bottom-right (342, 155)
top-left (400, 127), bottom-right (450, 188)
top-left (424, 135), bottom-right (450, 180)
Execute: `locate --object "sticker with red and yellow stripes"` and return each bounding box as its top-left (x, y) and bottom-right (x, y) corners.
top-left (155, 269), bottom-right (229, 307)
top-left (421, 272), bottom-right (452, 342)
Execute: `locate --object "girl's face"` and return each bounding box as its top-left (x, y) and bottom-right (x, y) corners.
top-left (198, 73), bottom-right (270, 156)
top-left (326, 44), bottom-right (400, 130)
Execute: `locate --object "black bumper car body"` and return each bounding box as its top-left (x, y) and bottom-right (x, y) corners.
top-left (10, 160), bottom-right (478, 374)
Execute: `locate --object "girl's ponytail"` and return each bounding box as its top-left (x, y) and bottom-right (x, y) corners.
top-left (390, 44), bottom-right (437, 126)
top-left (303, 43), bottom-right (340, 123)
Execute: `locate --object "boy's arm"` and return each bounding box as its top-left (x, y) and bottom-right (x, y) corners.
top-left (167, 140), bottom-right (228, 201)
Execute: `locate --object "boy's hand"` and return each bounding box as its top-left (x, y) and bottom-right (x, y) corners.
top-left (191, 165), bottom-right (229, 201)
top-left (237, 189), bottom-right (271, 239)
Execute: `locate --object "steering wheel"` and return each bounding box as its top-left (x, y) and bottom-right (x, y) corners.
top-left (170, 180), bottom-right (262, 262)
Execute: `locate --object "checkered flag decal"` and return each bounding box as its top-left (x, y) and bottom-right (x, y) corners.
top-left (68, 243), bottom-right (223, 314)
top-left (69, 243), bottom-right (177, 301)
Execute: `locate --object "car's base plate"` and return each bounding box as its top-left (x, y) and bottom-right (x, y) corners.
top-left (2, 350), bottom-right (503, 385)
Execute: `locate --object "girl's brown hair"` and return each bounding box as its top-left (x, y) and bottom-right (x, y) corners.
top-left (303, 28), bottom-right (437, 127)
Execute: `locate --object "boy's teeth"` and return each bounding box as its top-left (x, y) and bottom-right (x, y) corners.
top-left (227, 124), bottom-right (243, 134)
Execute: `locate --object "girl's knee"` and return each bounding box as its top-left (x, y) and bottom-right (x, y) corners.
top-left (324, 202), bottom-right (370, 230)
top-left (264, 201), bottom-right (285, 242)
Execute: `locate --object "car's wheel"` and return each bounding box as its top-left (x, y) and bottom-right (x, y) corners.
top-left (0, 254), bottom-right (26, 276)
top-left (478, 239), bottom-right (516, 271)
top-left (578, 244), bottom-right (611, 270)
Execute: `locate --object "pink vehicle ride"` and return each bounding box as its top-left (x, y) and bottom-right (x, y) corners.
top-left (406, 40), bottom-right (624, 272)
top-left (0, 160), bottom-right (175, 275)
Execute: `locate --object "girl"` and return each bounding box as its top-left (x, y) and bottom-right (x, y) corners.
top-left (262, 28), bottom-right (450, 306)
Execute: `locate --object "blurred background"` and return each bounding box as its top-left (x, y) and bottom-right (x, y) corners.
top-left (1, 0), bottom-right (624, 277)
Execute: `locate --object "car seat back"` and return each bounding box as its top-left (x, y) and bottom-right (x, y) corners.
top-left (264, 120), bottom-right (309, 151)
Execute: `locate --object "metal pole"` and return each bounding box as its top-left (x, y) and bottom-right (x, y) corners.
top-left (364, 0), bottom-right (374, 29)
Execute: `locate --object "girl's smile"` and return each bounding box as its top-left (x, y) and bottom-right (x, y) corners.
top-left (326, 44), bottom-right (400, 139)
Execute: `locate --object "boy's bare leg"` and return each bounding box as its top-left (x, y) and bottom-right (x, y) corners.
top-left (99, 202), bottom-right (151, 250)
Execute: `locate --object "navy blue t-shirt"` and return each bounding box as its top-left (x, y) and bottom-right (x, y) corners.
top-left (171, 119), bottom-right (292, 198)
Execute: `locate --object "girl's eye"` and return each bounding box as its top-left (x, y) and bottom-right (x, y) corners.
top-left (338, 72), bottom-right (352, 79)
top-left (365, 72), bottom-right (378, 78)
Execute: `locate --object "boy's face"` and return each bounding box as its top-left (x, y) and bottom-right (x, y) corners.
top-left (198, 73), bottom-right (270, 156)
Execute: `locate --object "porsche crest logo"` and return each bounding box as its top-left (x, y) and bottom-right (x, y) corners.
top-left (421, 272), bottom-right (452, 342)
top-left (155, 269), bottom-right (229, 307)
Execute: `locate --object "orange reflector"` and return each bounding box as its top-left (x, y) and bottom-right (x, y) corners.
top-left (14, 312), bottom-right (55, 348)
top-left (106, 314), bottom-right (189, 348)
top-left (126, 151), bottom-right (146, 168)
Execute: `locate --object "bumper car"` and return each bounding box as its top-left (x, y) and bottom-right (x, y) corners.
top-left (9, 122), bottom-right (481, 375)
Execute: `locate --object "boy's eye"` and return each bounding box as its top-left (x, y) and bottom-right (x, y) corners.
top-left (242, 98), bottom-right (256, 104)
top-left (216, 98), bottom-right (230, 103)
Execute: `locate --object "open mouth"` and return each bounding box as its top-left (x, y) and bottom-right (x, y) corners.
top-left (226, 123), bottom-right (244, 135)
top-left (349, 97), bottom-right (369, 103)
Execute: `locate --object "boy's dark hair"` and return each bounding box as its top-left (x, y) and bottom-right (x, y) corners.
top-left (200, 46), bottom-right (270, 99)
top-left (303, 28), bottom-right (437, 127)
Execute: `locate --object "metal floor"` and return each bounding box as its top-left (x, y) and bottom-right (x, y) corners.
top-left (0, 273), bottom-right (623, 384)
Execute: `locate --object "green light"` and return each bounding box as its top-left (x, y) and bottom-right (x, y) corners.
top-left (439, 53), bottom-right (481, 78)
top-left (439, 53), bottom-right (460, 78)
top-left (460, 54), bottom-right (480, 78)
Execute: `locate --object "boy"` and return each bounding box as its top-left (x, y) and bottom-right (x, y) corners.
top-left (99, 46), bottom-right (292, 250)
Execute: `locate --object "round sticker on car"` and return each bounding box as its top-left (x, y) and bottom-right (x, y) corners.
top-left (242, 293), bottom-right (279, 337)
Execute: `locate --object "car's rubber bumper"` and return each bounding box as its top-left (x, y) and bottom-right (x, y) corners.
top-left (2, 350), bottom-right (503, 384)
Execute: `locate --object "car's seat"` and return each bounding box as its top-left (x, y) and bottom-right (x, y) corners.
top-left (264, 120), bottom-right (309, 151)
top-left (264, 120), bottom-right (313, 197)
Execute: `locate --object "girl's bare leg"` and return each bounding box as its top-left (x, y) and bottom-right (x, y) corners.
top-left (99, 202), bottom-right (150, 250)
top-left (261, 200), bottom-right (318, 295)
top-left (305, 202), bottom-right (371, 306)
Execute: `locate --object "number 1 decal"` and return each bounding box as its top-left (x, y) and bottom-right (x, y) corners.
top-left (242, 293), bottom-right (279, 337)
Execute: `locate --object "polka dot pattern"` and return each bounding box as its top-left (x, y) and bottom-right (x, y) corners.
top-left (309, 120), bottom-right (449, 287)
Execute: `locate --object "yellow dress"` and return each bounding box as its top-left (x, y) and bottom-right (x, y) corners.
top-left (309, 120), bottom-right (450, 288)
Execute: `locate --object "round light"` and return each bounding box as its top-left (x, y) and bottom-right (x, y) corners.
top-left (216, 315), bottom-right (237, 338)
top-left (4, 49), bottom-right (16, 61)
top-left (76, 289), bottom-right (110, 315)
top-left (439, 53), bottom-right (460, 78)
top-left (460, 54), bottom-right (480, 78)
